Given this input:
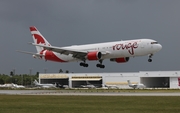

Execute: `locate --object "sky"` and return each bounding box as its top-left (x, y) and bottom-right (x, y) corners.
top-left (0, 0), bottom-right (180, 75)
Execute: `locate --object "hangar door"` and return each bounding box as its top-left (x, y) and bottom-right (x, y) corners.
top-left (71, 76), bottom-right (102, 88)
top-left (141, 77), bottom-right (169, 88)
top-left (39, 74), bottom-right (69, 87)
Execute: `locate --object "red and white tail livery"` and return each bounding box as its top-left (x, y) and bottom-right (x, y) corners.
top-left (17, 26), bottom-right (162, 68)
top-left (30, 27), bottom-right (51, 53)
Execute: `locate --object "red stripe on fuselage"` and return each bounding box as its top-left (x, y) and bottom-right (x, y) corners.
top-left (40, 49), bottom-right (46, 59)
top-left (45, 50), bottom-right (66, 62)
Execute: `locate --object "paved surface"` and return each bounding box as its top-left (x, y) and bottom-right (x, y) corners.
top-left (1, 90), bottom-right (180, 96)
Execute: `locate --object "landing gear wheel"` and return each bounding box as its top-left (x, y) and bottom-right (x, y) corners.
top-left (80, 62), bottom-right (89, 67)
top-left (84, 64), bottom-right (88, 67)
top-left (96, 60), bottom-right (105, 68)
top-left (96, 64), bottom-right (100, 67)
top-left (96, 64), bottom-right (105, 68)
top-left (148, 54), bottom-right (153, 62)
top-left (100, 65), bottom-right (105, 68)
top-left (80, 62), bottom-right (84, 66)
top-left (148, 59), bottom-right (152, 62)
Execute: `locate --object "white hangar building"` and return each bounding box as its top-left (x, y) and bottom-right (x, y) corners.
top-left (39, 71), bottom-right (180, 89)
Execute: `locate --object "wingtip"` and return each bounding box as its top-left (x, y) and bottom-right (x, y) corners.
top-left (27, 42), bottom-right (33, 44)
top-left (16, 50), bottom-right (21, 52)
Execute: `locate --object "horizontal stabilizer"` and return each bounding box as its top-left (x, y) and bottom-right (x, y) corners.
top-left (16, 50), bottom-right (44, 57)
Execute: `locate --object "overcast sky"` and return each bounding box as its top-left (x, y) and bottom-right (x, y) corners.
top-left (0, 0), bottom-right (180, 75)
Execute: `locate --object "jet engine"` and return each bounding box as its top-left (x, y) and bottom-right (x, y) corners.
top-left (110, 57), bottom-right (130, 63)
top-left (32, 55), bottom-right (42, 59)
top-left (87, 51), bottom-right (102, 60)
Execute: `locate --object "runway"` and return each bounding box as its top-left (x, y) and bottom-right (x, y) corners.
top-left (1, 90), bottom-right (180, 96)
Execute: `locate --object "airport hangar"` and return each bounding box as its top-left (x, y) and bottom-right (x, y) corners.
top-left (39, 71), bottom-right (180, 89)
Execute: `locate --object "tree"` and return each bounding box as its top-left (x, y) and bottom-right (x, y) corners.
top-left (65, 70), bottom-right (69, 73)
top-left (36, 72), bottom-right (39, 76)
top-left (0, 78), bottom-right (4, 84)
top-left (59, 69), bottom-right (63, 73)
top-left (10, 71), bottom-right (14, 76)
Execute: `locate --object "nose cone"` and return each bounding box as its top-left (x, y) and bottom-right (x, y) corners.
top-left (157, 44), bottom-right (162, 51)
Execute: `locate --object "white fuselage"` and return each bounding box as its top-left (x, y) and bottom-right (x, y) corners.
top-left (45, 39), bottom-right (162, 62)
top-left (33, 80), bottom-right (56, 88)
top-left (129, 84), bottom-right (146, 89)
top-left (36, 83), bottom-right (56, 88)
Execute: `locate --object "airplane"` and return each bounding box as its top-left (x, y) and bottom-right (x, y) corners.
top-left (80, 81), bottom-right (96, 88)
top-left (11, 83), bottom-right (25, 88)
top-left (102, 84), bottom-right (119, 89)
top-left (17, 26), bottom-right (162, 68)
top-left (0, 84), bottom-right (13, 88)
top-left (33, 80), bottom-right (56, 88)
top-left (55, 83), bottom-right (69, 89)
top-left (127, 80), bottom-right (146, 89)
top-left (0, 83), bottom-right (25, 88)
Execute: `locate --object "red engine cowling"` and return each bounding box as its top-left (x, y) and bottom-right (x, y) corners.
top-left (87, 51), bottom-right (102, 60)
top-left (110, 57), bottom-right (130, 63)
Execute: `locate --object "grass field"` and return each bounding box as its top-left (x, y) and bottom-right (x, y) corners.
top-left (0, 95), bottom-right (180, 113)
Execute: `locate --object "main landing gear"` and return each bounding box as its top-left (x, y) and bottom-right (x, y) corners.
top-left (148, 54), bottom-right (153, 62)
top-left (96, 60), bottom-right (105, 68)
top-left (79, 60), bottom-right (105, 68)
top-left (80, 62), bottom-right (88, 67)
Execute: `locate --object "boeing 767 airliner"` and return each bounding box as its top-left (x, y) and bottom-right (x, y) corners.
top-left (17, 26), bottom-right (162, 68)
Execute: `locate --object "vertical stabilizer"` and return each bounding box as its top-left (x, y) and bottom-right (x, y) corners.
top-left (86, 81), bottom-right (91, 85)
top-left (29, 26), bottom-right (51, 53)
top-left (33, 80), bottom-right (40, 85)
top-left (127, 80), bottom-right (131, 85)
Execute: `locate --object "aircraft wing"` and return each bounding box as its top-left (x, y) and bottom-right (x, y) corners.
top-left (30, 43), bottom-right (109, 61)
top-left (131, 84), bottom-right (138, 89)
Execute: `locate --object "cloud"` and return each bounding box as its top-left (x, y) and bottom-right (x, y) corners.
top-left (0, 0), bottom-right (180, 75)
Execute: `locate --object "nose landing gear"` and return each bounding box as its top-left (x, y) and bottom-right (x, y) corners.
top-left (148, 54), bottom-right (153, 62)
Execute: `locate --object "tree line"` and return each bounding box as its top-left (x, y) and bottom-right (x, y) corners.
top-left (0, 74), bottom-right (38, 86)
top-left (0, 69), bottom-right (71, 85)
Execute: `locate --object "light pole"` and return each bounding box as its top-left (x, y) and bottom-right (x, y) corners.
top-left (44, 68), bottom-right (47, 73)
top-left (13, 68), bottom-right (16, 75)
top-left (30, 68), bottom-right (32, 86)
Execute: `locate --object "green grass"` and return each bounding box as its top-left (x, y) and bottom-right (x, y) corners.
top-left (0, 95), bottom-right (180, 113)
top-left (1, 88), bottom-right (180, 93)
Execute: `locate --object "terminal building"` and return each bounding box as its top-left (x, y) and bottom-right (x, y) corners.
top-left (39, 70), bottom-right (180, 89)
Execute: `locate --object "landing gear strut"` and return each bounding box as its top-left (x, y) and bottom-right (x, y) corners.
top-left (148, 54), bottom-right (153, 62)
top-left (96, 60), bottom-right (105, 68)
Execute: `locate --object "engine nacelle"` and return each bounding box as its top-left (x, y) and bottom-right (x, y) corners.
top-left (32, 55), bottom-right (37, 58)
top-left (110, 57), bottom-right (129, 63)
top-left (87, 51), bottom-right (102, 60)
top-left (32, 55), bottom-right (42, 59)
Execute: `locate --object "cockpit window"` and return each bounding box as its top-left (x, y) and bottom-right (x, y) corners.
top-left (151, 42), bottom-right (158, 44)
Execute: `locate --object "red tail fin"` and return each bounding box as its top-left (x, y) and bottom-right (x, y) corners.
top-left (29, 26), bottom-right (51, 53)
